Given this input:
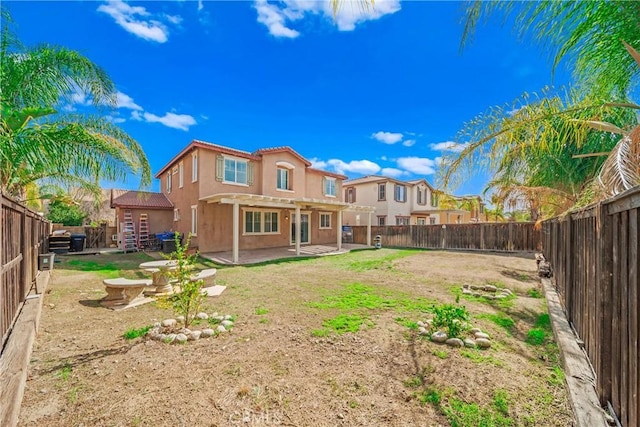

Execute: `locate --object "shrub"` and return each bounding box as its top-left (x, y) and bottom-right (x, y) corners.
top-left (158, 233), bottom-right (205, 328)
top-left (431, 303), bottom-right (470, 338)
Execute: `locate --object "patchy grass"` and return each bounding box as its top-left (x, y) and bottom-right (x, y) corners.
top-left (123, 325), bottom-right (152, 340)
top-left (460, 349), bottom-right (505, 367)
top-left (395, 317), bottom-right (419, 329)
top-left (254, 306), bottom-right (269, 315)
top-left (323, 248), bottom-right (424, 272)
top-left (526, 313), bottom-right (553, 346)
top-left (56, 364), bottom-right (73, 382)
top-left (526, 288), bottom-right (543, 298)
top-left (477, 313), bottom-right (515, 334)
top-left (314, 314), bottom-right (371, 335)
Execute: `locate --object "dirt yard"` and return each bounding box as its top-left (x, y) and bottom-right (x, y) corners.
top-left (19, 249), bottom-right (574, 426)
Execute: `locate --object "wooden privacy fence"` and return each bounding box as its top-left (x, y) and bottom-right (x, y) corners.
top-left (1, 193), bottom-right (50, 349)
top-left (542, 186), bottom-right (640, 426)
top-left (350, 222), bottom-right (540, 251)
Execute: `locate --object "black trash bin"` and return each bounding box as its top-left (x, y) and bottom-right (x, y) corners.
top-left (69, 234), bottom-right (86, 252)
top-left (162, 239), bottom-right (176, 254)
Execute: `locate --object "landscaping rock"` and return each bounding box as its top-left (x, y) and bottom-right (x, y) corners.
top-left (469, 284), bottom-right (481, 290)
top-left (469, 328), bottom-right (482, 334)
top-left (445, 338), bottom-right (464, 348)
top-left (462, 284), bottom-right (469, 289)
top-left (175, 334), bottom-right (188, 344)
top-left (221, 320), bottom-right (234, 328)
top-left (201, 328), bottom-right (215, 338)
top-left (224, 314), bottom-right (233, 320)
top-left (472, 292), bottom-right (482, 298)
top-left (476, 338), bottom-right (491, 349)
top-left (495, 295), bottom-right (507, 299)
top-left (483, 284), bottom-right (498, 292)
top-left (463, 338), bottom-right (476, 348)
top-left (475, 332), bottom-right (491, 339)
top-left (462, 288), bottom-right (472, 295)
top-left (417, 326), bottom-right (428, 335)
top-left (161, 319), bottom-right (177, 328)
top-left (416, 321), bottom-right (425, 328)
top-left (155, 333), bottom-right (166, 341)
top-left (153, 322), bottom-right (161, 328)
top-left (431, 331), bottom-right (448, 343)
top-left (216, 325), bottom-right (227, 333)
top-left (196, 312), bottom-right (209, 320)
top-left (176, 316), bottom-right (185, 323)
top-left (188, 331), bottom-right (202, 341)
top-left (164, 334), bottom-right (177, 344)
top-left (501, 289), bottom-right (513, 296)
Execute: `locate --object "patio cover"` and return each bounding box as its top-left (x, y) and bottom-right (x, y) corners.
top-left (200, 193), bottom-right (375, 264)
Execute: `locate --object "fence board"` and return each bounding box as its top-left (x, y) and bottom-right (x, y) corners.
top-left (350, 223), bottom-right (540, 252)
top-left (543, 186), bottom-right (640, 424)
top-left (1, 193), bottom-right (50, 349)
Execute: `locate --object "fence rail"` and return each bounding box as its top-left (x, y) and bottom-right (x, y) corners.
top-left (542, 186), bottom-right (640, 426)
top-left (1, 193), bottom-right (50, 349)
top-left (350, 222), bottom-right (540, 252)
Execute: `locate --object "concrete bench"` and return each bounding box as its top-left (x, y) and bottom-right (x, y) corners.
top-left (103, 278), bottom-right (154, 304)
top-left (190, 268), bottom-right (217, 287)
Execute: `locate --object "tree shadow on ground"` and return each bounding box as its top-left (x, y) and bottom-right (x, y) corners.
top-left (38, 344), bottom-right (134, 375)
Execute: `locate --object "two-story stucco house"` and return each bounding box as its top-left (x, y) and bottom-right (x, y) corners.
top-left (156, 140), bottom-right (375, 263)
top-left (342, 176), bottom-right (484, 226)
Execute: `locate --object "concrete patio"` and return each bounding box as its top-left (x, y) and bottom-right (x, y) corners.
top-left (200, 243), bottom-right (372, 265)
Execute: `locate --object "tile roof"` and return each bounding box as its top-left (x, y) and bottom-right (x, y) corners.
top-left (110, 190), bottom-right (173, 209)
top-left (253, 146), bottom-right (312, 166)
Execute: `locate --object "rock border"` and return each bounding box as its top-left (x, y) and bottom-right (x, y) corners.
top-left (147, 312), bottom-right (235, 344)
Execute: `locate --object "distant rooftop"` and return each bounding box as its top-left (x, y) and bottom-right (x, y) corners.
top-left (110, 190), bottom-right (173, 209)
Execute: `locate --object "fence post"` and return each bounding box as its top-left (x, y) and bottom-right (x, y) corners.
top-left (564, 214), bottom-right (573, 320)
top-left (508, 222), bottom-right (514, 251)
top-left (0, 193), bottom-right (3, 300)
top-left (20, 205), bottom-right (28, 301)
top-left (441, 225), bottom-right (447, 249)
top-left (480, 224), bottom-right (485, 250)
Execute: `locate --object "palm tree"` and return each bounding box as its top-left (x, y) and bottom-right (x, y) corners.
top-left (0, 9), bottom-right (151, 200)
top-left (461, 1), bottom-right (640, 96)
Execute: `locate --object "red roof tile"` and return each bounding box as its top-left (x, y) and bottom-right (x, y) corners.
top-left (110, 190), bottom-right (173, 209)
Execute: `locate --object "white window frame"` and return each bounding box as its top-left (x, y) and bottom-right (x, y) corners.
top-left (430, 217), bottom-right (437, 225)
top-left (319, 212), bottom-right (332, 229)
top-left (192, 151), bottom-right (198, 182)
top-left (191, 205), bottom-right (197, 236)
top-left (378, 216), bottom-right (386, 226)
top-left (173, 208), bottom-right (179, 221)
top-left (324, 177), bottom-right (336, 197)
top-left (243, 209), bottom-right (280, 235)
top-left (396, 216), bottom-right (410, 226)
top-left (224, 157), bottom-right (248, 185)
top-left (417, 217), bottom-right (426, 225)
top-left (166, 172), bottom-right (172, 193)
top-left (277, 167), bottom-right (290, 191)
top-left (346, 187), bottom-right (355, 203)
top-left (179, 161), bottom-right (184, 188)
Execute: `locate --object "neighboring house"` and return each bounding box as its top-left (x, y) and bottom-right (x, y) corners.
top-left (342, 176), bottom-right (485, 226)
top-left (110, 190), bottom-right (174, 243)
top-left (155, 140), bottom-right (375, 263)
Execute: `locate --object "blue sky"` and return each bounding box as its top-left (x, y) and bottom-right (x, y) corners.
top-left (8, 0), bottom-right (570, 196)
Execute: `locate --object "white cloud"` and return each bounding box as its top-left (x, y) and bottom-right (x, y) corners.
top-left (381, 167), bottom-right (405, 177)
top-left (97, 0), bottom-right (176, 43)
top-left (396, 157), bottom-right (437, 175)
top-left (327, 159), bottom-right (381, 175)
top-left (372, 131), bottom-right (403, 144)
top-left (164, 14), bottom-right (182, 25)
top-left (402, 139), bottom-right (416, 147)
top-left (105, 115), bottom-right (126, 124)
top-left (429, 141), bottom-right (469, 153)
top-left (116, 91), bottom-right (143, 111)
top-left (254, 0), bottom-right (300, 39)
top-left (253, 0), bottom-right (399, 38)
top-left (198, 0), bottom-right (204, 12)
top-left (142, 112), bottom-right (197, 131)
top-left (130, 110), bottom-right (143, 121)
top-left (309, 157), bottom-right (328, 169)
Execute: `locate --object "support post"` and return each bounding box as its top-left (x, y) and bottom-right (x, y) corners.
top-left (337, 210), bottom-right (343, 251)
top-left (232, 201), bottom-right (239, 264)
top-left (295, 206), bottom-right (301, 256)
top-left (366, 211), bottom-right (372, 247)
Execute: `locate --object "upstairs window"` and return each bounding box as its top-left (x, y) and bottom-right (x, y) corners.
top-left (277, 168), bottom-right (290, 190)
top-left (431, 192), bottom-right (439, 207)
top-left (417, 187), bottom-right (427, 205)
top-left (166, 172), bottom-right (172, 193)
top-left (192, 151), bottom-right (198, 182)
top-left (395, 185), bottom-right (407, 202)
top-left (378, 183), bottom-right (386, 201)
top-left (216, 155), bottom-right (253, 185)
top-left (324, 177), bottom-right (336, 197)
top-left (345, 187), bottom-right (355, 203)
top-left (179, 161), bottom-right (184, 188)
